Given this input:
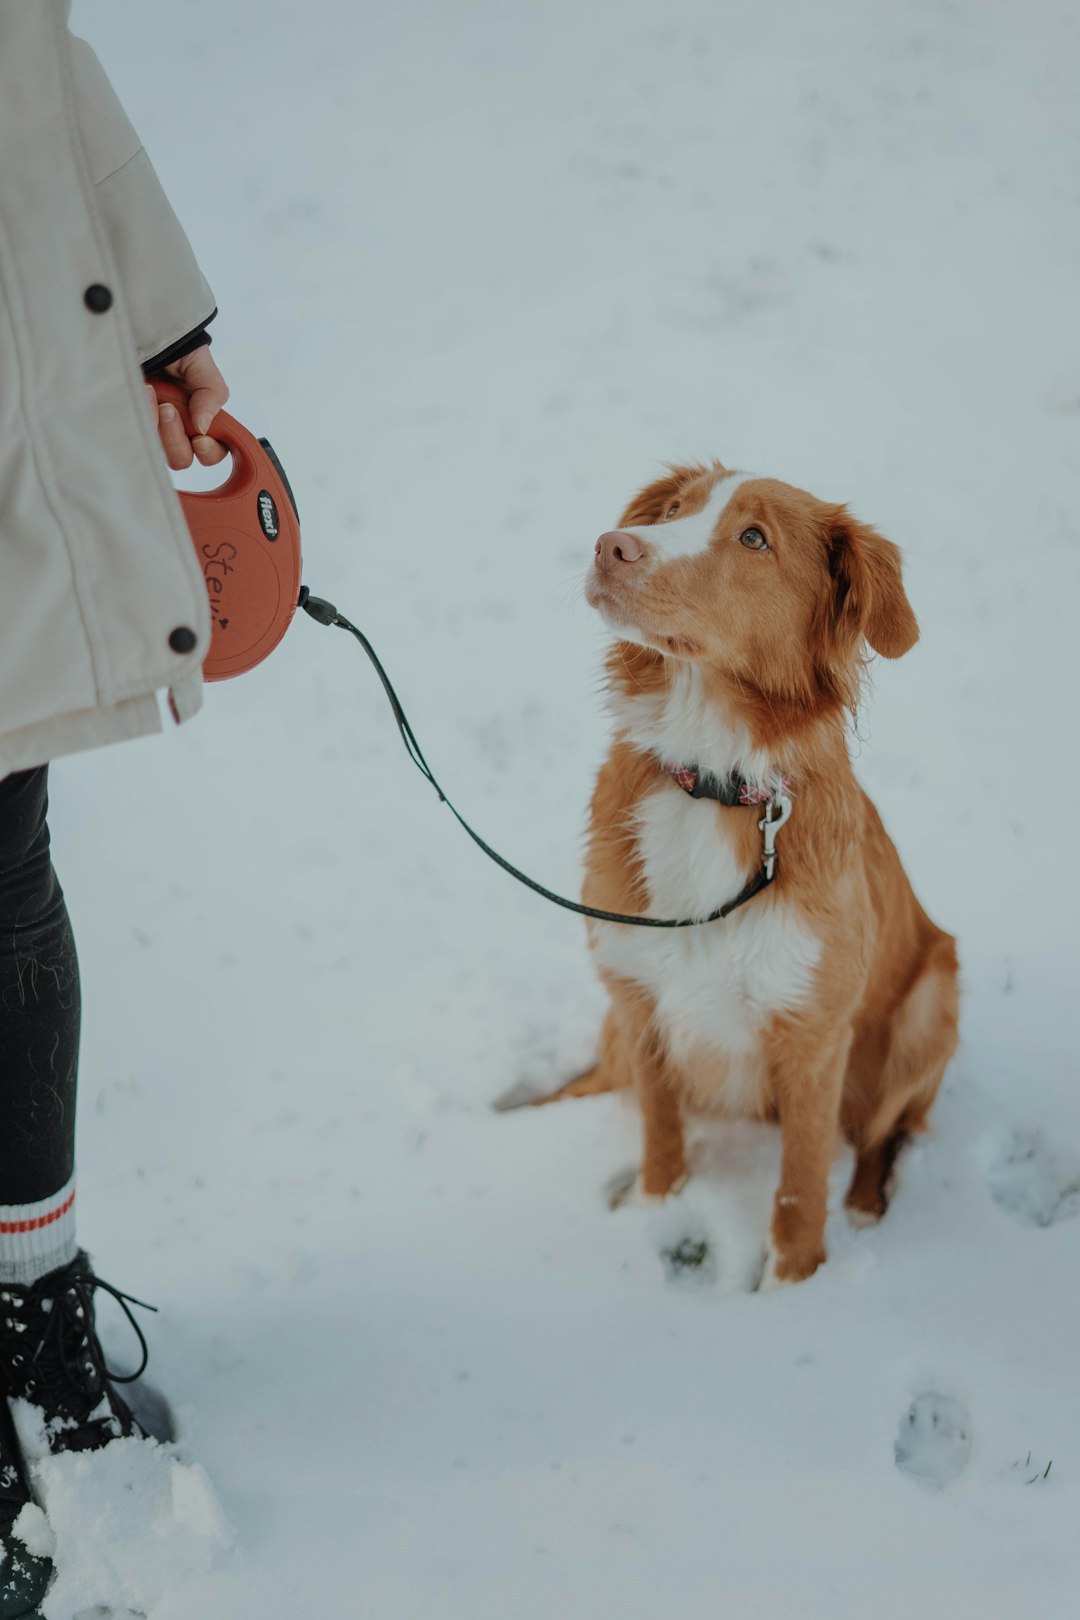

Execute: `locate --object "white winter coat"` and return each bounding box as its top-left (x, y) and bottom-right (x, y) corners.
top-left (0, 0), bottom-right (215, 780)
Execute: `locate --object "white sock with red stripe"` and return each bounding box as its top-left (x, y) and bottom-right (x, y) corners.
top-left (0, 1173), bottom-right (78, 1285)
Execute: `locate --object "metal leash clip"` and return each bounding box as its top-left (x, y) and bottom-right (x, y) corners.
top-left (759, 793), bottom-right (793, 882)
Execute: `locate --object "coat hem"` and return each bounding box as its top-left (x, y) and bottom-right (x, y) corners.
top-left (0, 693), bottom-right (163, 781)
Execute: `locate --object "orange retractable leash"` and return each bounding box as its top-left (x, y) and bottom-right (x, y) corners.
top-left (163, 386), bottom-right (786, 928)
top-left (157, 382), bottom-right (303, 681)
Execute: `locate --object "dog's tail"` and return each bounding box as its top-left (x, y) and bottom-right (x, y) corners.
top-left (492, 1062), bottom-right (623, 1112)
top-left (531, 1064), bottom-right (621, 1106)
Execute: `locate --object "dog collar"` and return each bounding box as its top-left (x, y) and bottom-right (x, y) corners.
top-left (662, 762), bottom-right (793, 807)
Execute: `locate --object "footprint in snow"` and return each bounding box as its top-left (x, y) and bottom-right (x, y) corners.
top-left (658, 1225), bottom-right (718, 1289)
top-left (986, 1128), bottom-right (1080, 1229)
top-left (603, 1171), bottom-right (720, 1287)
top-left (894, 1393), bottom-right (973, 1491)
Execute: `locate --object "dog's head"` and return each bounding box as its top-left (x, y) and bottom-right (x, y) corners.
top-left (586, 462), bottom-right (918, 722)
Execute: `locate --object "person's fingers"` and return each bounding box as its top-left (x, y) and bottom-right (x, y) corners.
top-left (157, 401), bottom-right (194, 470)
top-left (149, 345), bottom-right (231, 465)
top-left (166, 346), bottom-right (229, 437)
top-left (145, 382), bottom-right (159, 421)
top-left (193, 434), bottom-right (229, 467)
top-left (185, 380), bottom-right (229, 438)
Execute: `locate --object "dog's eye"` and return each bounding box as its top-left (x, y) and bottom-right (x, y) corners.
top-left (664, 501), bottom-right (680, 519)
top-left (739, 527), bottom-right (768, 551)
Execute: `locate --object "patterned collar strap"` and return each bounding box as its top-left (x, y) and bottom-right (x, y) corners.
top-left (662, 762), bottom-right (793, 807)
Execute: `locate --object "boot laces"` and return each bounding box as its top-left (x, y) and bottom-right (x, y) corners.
top-left (9, 1259), bottom-right (157, 1404)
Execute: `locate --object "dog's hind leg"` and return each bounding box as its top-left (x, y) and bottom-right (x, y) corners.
top-left (844, 934), bottom-right (959, 1223)
top-left (845, 1127), bottom-right (911, 1225)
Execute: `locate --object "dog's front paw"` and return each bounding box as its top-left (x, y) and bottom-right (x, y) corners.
top-left (756, 1242), bottom-right (824, 1291)
top-left (605, 1166), bottom-right (688, 1210)
top-left (757, 1246), bottom-right (783, 1292)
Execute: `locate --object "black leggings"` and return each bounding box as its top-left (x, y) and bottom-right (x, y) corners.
top-left (0, 767), bottom-right (80, 1204)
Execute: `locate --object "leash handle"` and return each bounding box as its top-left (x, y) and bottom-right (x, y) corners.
top-left (297, 590), bottom-right (778, 930)
top-left (154, 380), bottom-right (303, 682)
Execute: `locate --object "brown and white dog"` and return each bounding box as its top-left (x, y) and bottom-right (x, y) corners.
top-left (561, 462), bottom-right (958, 1286)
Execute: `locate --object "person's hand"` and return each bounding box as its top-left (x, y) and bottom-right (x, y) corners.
top-left (145, 344), bottom-right (230, 470)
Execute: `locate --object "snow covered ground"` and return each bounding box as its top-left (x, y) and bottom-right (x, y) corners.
top-left (43, 0), bottom-right (1080, 1613)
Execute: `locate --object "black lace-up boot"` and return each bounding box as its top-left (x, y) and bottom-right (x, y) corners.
top-left (0, 1251), bottom-right (153, 1455)
top-left (0, 1398), bottom-right (52, 1616)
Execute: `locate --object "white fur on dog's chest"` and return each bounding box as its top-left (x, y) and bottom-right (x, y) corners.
top-left (594, 785), bottom-right (821, 1093)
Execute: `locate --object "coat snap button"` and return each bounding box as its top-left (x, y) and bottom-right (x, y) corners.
top-left (169, 627), bottom-right (198, 654)
top-left (84, 283), bottom-right (113, 313)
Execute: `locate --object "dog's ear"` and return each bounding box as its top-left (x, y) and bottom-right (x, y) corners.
top-left (819, 507), bottom-right (919, 663)
top-left (617, 464), bottom-right (704, 528)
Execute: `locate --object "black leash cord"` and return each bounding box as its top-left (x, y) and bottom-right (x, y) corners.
top-left (298, 589), bottom-right (773, 928)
